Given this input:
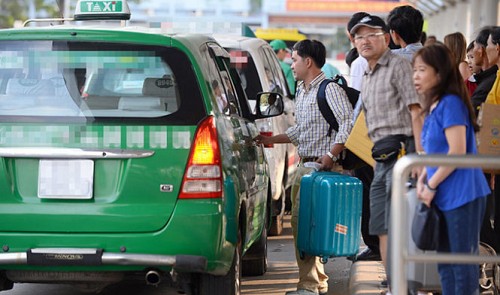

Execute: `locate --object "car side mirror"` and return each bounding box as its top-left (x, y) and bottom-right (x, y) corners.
top-left (255, 92), bottom-right (284, 118)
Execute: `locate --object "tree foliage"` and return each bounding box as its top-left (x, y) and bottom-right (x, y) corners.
top-left (0, 1), bottom-right (25, 28)
top-left (0, 0), bottom-right (61, 28)
top-left (0, 0), bottom-right (143, 28)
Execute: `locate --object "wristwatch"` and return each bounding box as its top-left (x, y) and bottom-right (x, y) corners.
top-left (326, 151), bottom-right (338, 161)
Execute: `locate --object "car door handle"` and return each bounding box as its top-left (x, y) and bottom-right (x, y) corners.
top-left (238, 139), bottom-right (257, 147)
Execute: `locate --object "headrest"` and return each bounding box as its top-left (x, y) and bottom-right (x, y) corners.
top-left (118, 97), bottom-right (162, 111)
top-left (6, 78), bottom-right (55, 95)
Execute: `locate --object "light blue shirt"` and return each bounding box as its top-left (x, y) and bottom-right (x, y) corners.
top-left (391, 42), bottom-right (423, 62)
top-left (321, 63), bottom-right (340, 79)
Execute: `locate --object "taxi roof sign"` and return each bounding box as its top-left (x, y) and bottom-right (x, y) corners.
top-left (74, 0), bottom-right (131, 21)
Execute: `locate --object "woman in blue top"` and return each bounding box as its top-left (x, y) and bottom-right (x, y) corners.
top-left (413, 44), bottom-right (491, 295)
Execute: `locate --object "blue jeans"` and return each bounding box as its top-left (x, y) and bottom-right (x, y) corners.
top-left (438, 196), bottom-right (486, 295)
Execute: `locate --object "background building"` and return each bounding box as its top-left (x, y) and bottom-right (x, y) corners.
top-left (10, 0), bottom-right (500, 61)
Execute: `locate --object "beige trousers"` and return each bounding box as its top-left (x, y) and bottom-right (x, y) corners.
top-left (289, 164), bottom-right (332, 293)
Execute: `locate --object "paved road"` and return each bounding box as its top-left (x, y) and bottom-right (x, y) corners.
top-left (242, 215), bottom-right (352, 295)
top-left (1, 215), bottom-right (353, 295)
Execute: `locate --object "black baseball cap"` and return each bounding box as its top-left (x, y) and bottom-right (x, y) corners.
top-left (350, 15), bottom-right (388, 35)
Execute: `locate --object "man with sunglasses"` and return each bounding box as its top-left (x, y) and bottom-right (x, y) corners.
top-left (351, 14), bottom-right (423, 289)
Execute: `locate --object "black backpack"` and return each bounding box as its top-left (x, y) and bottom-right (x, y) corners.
top-left (316, 74), bottom-right (367, 170)
top-left (317, 74), bottom-right (359, 136)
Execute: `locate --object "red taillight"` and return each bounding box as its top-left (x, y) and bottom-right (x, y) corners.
top-left (179, 116), bottom-right (223, 199)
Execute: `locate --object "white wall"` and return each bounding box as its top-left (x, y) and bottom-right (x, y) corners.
top-left (426, 0), bottom-right (498, 43)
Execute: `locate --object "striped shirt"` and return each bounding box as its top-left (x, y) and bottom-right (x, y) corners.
top-left (361, 49), bottom-right (420, 143)
top-left (286, 72), bottom-right (353, 157)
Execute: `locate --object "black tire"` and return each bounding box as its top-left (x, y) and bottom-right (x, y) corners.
top-left (269, 215), bottom-right (283, 236)
top-left (197, 233), bottom-right (242, 295)
top-left (242, 223), bottom-right (268, 276)
top-left (284, 186), bottom-right (292, 214)
top-left (269, 185), bottom-right (285, 236)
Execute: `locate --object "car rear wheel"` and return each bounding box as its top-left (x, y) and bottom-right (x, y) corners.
top-left (197, 232), bottom-right (242, 295)
top-left (242, 220), bottom-right (268, 276)
top-left (269, 185), bottom-right (285, 236)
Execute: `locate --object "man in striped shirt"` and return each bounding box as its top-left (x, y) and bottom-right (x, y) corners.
top-left (255, 39), bottom-right (353, 295)
top-left (351, 14), bottom-right (423, 288)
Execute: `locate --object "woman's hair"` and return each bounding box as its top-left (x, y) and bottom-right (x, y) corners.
top-left (466, 41), bottom-right (475, 52)
top-left (413, 44), bottom-right (479, 131)
top-left (444, 32), bottom-right (467, 66)
top-left (491, 26), bottom-right (500, 46)
top-left (475, 26), bottom-right (494, 47)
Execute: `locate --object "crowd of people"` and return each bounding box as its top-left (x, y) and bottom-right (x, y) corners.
top-left (256, 5), bottom-right (499, 295)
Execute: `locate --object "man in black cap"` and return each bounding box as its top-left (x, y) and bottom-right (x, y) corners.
top-left (351, 13), bottom-right (423, 281)
top-left (345, 11), bottom-right (382, 263)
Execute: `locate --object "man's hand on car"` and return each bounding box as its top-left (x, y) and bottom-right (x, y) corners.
top-left (253, 134), bottom-right (272, 146)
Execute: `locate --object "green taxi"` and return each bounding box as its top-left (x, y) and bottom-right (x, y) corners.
top-left (0, 1), bottom-right (281, 294)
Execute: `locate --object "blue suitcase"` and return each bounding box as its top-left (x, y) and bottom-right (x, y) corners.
top-left (297, 171), bottom-right (363, 263)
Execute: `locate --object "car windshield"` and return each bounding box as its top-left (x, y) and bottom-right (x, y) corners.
top-left (0, 41), bottom-right (203, 122)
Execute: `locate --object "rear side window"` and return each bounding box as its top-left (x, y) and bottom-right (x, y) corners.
top-left (227, 49), bottom-right (262, 102)
top-left (261, 47), bottom-right (287, 96)
top-left (0, 41), bottom-right (205, 124)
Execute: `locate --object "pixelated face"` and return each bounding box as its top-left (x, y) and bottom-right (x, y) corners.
top-left (229, 50), bottom-right (248, 69)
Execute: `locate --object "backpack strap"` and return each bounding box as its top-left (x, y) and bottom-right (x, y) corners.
top-left (317, 75), bottom-right (360, 137)
top-left (317, 79), bottom-right (338, 137)
top-left (332, 74), bottom-right (347, 86)
top-left (333, 74), bottom-right (360, 109)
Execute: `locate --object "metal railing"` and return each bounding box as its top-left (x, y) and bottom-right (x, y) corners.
top-left (391, 154), bottom-right (500, 295)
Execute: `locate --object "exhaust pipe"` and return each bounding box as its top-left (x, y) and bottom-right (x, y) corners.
top-left (145, 270), bottom-right (161, 286)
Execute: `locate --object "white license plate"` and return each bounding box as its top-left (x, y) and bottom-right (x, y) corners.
top-left (38, 160), bottom-right (94, 199)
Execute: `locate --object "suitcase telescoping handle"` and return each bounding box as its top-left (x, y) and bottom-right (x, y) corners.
top-left (303, 161), bottom-right (321, 171)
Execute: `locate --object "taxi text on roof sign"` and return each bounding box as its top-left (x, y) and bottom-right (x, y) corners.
top-left (80, 1), bottom-right (122, 13)
top-left (22, 0), bottom-right (129, 26)
top-left (74, 0), bottom-right (130, 21)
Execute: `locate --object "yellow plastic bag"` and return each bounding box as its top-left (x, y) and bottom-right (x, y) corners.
top-left (485, 71), bottom-right (500, 105)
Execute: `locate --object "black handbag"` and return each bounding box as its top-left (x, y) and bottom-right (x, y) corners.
top-left (371, 135), bottom-right (407, 162)
top-left (411, 202), bottom-right (443, 251)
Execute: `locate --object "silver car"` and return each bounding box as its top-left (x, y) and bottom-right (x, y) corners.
top-left (215, 35), bottom-right (299, 236)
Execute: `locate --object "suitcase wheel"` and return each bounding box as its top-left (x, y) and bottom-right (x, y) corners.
top-left (320, 256), bottom-right (328, 264)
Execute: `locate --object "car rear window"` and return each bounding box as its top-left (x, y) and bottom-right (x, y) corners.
top-left (0, 41), bottom-right (205, 124)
